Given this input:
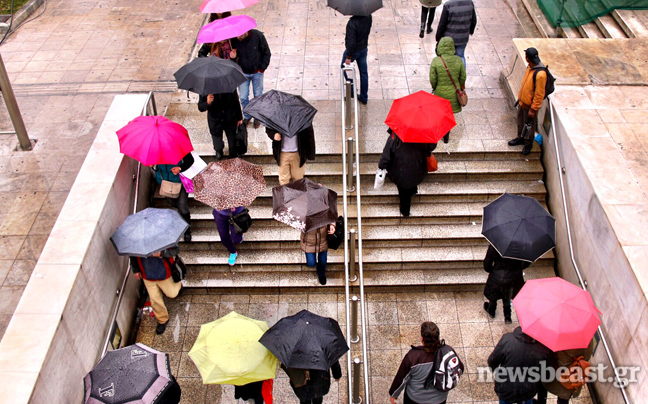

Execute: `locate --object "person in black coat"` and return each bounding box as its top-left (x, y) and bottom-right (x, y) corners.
top-left (378, 129), bottom-right (436, 217)
top-left (488, 327), bottom-right (554, 404)
top-left (266, 125), bottom-right (316, 185)
top-left (482, 245), bottom-right (530, 323)
top-left (282, 362), bottom-right (342, 404)
top-left (197, 90), bottom-right (243, 160)
top-left (341, 15), bottom-right (372, 104)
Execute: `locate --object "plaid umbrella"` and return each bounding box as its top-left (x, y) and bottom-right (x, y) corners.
top-left (193, 159), bottom-right (266, 210)
top-left (272, 178), bottom-right (337, 233)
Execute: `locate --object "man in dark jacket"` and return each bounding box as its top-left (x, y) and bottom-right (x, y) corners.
top-left (131, 247), bottom-right (182, 335)
top-left (379, 129), bottom-right (436, 217)
top-left (197, 90), bottom-right (243, 160)
top-left (435, 0), bottom-right (477, 66)
top-left (341, 15), bottom-right (372, 105)
top-left (266, 126), bottom-right (316, 185)
top-left (483, 245), bottom-right (530, 323)
top-left (231, 29), bottom-right (272, 128)
top-left (283, 362), bottom-right (342, 404)
top-left (488, 327), bottom-right (554, 404)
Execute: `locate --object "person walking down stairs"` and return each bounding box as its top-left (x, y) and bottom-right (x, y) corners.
top-left (300, 223), bottom-right (336, 285)
top-left (419, 0), bottom-right (442, 38)
top-left (212, 207), bottom-right (245, 266)
top-left (482, 244), bottom-right (530, 324)
top-left (154, 152), bottom-right (194, 242)
top-left (267, 126), bottom-right (316, 185)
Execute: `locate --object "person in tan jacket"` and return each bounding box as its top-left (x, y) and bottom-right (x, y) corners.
top-left (508, 47), bottom-right (546, 155)
top-left (300, 223), bottom-right (336, 285)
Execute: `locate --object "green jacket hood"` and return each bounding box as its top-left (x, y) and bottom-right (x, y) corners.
top-left (437, 36), bottom-right (456, 57)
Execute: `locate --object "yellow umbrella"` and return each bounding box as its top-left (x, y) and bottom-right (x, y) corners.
top-left (189, 311), bottom-right (278, 385)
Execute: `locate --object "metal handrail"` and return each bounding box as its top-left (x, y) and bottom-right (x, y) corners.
top-left (340, 65), bottom-right (370, 404)
top-left (100, 91), bottom-right (157, 356)
top-left (547, 98), bottom-right (630, 404)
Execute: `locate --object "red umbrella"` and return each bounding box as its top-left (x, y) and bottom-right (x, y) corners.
top-left (384, 90), bottom-right (456, 143)
top-left (116, 116), bottom-right (193, 166)
top-left (513, 277), bottom-right (601, 351)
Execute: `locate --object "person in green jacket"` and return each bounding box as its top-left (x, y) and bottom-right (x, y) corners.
top-left (429, 36), bottom-right (467, 143)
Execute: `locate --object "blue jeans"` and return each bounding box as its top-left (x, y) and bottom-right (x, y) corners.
top-left (454, 43), bottom-right (466, 67)
top-left (499, 399), bottom-right (533, 404)
top-left (341, 48), bottom-right (369, 103)
top-left (305, 251), bottom-right (327, 278)
top-left (239, 72), bottom-right (264, 120)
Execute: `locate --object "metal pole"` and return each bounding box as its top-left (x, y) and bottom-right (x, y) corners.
top-left (352, 358), bottom-right (362, 404)
top-left (345, 81), bottom-right (354, 130)
top-left (350, 295), bottom-right (360, 343)
top-left (347, 137), bottom-right (355, 192)
top-left (349, 228), bottom-right (357, 282)
top-left (0, 54), bottom-right (31, 150)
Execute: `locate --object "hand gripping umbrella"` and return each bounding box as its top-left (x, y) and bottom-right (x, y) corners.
top-left (199, 0), bottom-right (259, 13)
top-left (116, 116), bottom-right (193, 166)
top-left (243, 90), bottom-right (318, 137)
top-left (384, 90), bottom-right (456, 144)
top-left (111, 208), bottom-right (189, 257)
top-left (193, 159), bottom-right (266, 210)
top-left (197, 15), bottom-right (257, 44)
top-left (272, 178), bottom-right (337, 233)
top-left (174, 57), bottom-right (246, 95)
top-left (327, 0), bottom-right (383, 16)
top-left (259, 310), bottom-right (349, 370)
top-left (513, 277), bottom-right (602, 351)
top-left (84, 344), bottom-right (179, 404)
top-left (482, 193), bottom-right (556, 262)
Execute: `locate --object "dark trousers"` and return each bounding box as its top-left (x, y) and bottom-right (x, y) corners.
top-left (208, 118), bottom-right (238, 156)
top-left (214, 213), bottom-right (243, 254)
top-left (420, 6), bottom-right (437, 30)
top-left (536, 384), bottom-right (570, 404)
top-left (300, 399), bottom-right (323, 404)
top-left (166, 187), bottom-right (191, 232)
top-left (341, 47), bottom-right (369, 103)
top-left (487, 299), bottom-right (512, 320)
top-left (405, 391), bottom-right (445, 404)
top-left (397, 186), bottom-right (417, 217)
top-left (516, 106), bottom-right (536, 148)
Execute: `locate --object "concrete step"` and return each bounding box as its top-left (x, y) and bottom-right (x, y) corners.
top-left (595, 14), bottom-right (628, 38)
top-left (182, 263), bottom-right (556, 288)
top-left (611, 9), bottom-right (648, 38)
top-left (577, 21), bottom-right (605, 38)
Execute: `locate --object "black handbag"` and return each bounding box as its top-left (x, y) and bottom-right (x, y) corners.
top-left (235, 123), bottom-right (248, 156)
top-left (169, 256), bottom-right (187, 283)
top-left (229, 208), bottom-right (252, 234)
top-left (327, 216), bottom-right (345, 250)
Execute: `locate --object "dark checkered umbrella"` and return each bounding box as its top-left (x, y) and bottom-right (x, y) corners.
top-left (110, 208), bottom-right (188, 257)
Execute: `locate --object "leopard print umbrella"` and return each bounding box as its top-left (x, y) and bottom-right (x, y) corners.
top-left (193, 158), bottom-right (266, 210)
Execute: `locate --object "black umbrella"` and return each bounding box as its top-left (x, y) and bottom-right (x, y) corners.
top-left (482, 193), bottom-right (556, 262)
top-left (243, 90), bottom-right (317, 137)
top-left (272, 178), bottom-right (337, 233)
top-left (174, 57), bottom-right (246, 95)
top-left (327, 0), bottom-right (382, 16)
top-left (259, 310), bottom-right (349, 371)
top-left (84, 344), bottom-right (179, 404)
top-left (111, 208), bottom-right (189, 257)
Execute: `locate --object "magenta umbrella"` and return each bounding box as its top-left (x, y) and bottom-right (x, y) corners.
top-left (116, 116), bottom-right (193, 166)
top-left (197, 15), bottom-right (257, 44)
top-left (513, 277), bottom-right (601, 352)
top-left (199, 0), bottom-right (258, 13)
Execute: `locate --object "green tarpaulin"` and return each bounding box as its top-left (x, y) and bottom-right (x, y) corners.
top-left (538, 0), bottom-right (648, 27)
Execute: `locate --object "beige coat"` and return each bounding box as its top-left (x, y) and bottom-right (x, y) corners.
top-left (420, 0), bottom-right (442, 7)
top-left (300, 226), bottom-right (329, 253)
top-left (543, 339), bottom-right (595, 399)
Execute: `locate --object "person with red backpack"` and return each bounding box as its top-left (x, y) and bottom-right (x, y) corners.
top-left (130, 246), bottom-right (183, 335)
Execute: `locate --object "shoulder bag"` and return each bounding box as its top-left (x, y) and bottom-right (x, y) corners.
top-left (440, 56), bottom-right (468, 107)
top-left (229, 208), bottom-right (252, 234)
top-left (160, 180), bottom-right (182, 198)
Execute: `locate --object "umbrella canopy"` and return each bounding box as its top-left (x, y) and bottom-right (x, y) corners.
top-left (513, 277), bottom-right (602, 351)
top-left (116, 116), bottom-right (193, 166)
top-left (111, 208), bottom-right (189, 257)
top-left (384, 90), bottom-right (456, 144)
top-left (243, 90), bottom-right (317, 137)
top-left (174, 57), bottom-right (246, 95)
top-left (259, 310), bottom-right (349, 371)
top-left (193, 158), bottom-right (266, 210)
top-left (482, 193), bottom-right (556, 262)
top-left (272, 178), bottom-right (337, 233)
top-left (327, 0), bottom-right (383, 16)
top-left (200, 0), bottom-right (258, 13)
top-left (197, 15), bottom-right (257, 44)
top-left (84, 343), bottom-right (174, 404)
top-left (189, 311), bottom-right (278, 385)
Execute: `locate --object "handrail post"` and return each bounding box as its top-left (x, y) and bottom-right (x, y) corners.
top-left (347, 137), bottom-right (355, 192)
top-left (352, 358), bottom-right (363, 404)
top-left (345, 81), bottom-right (354, 130)
top-left (349, 228), bottom-right (357, 282)
top-left (0, 54), bottom-right (31, 150)
top-left (350, 295), bottom-right (360, 343)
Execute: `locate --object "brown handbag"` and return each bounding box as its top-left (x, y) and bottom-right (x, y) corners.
top-left (440, 56), bottom-right (468, 107)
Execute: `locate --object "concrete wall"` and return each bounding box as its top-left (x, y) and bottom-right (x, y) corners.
top-left (0, 94), bottom-right (150, 404)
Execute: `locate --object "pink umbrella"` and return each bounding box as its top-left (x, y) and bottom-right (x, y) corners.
top-left (116, 116), bottom-right (193, 166)
top-left (199, 0), bottom-right (258, 13)
top-left (197, 15), bottom-right (257, 44)
top-left (513, 277), bottom-right (602, 352)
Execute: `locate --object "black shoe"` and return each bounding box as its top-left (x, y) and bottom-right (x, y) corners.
top-left (504, 317), bottom-right (513, 324)
top-left (243, 118), bottom-right (251, 127)
top-left (253, 119), bottom-right (261, 129)
top-left (156, 321), bottom-right (168, 335)
top-left (522, 145), bottom-right (532, 155)
top-left (443, 134), bottom-right (449, 143)
top-left (401, 211), bottom-right (410, 218)
top-left (176, 285), bottom-right (185, 298)
top-left (184, 229), bottom-right (192, 243)
top-left (215, 150), bottom-right (223, 160)
top-left (508, 137), bottom-right (524, 146)
top-left (358, 97), bottom-right (367, 105)
top-left (427, 26), bottom-right (433, 34)
top-left (318, 276), bottom-right (327, 285)
top-left (483, 302), bottom-right (496, 319)
top-left (419, 29), bottom-right (424, 38)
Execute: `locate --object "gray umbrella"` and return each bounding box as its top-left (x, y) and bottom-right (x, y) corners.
top-left (174, 56), bottom-right (246, 95)
top-left (111, 208), bottom-right (189, 257)
top-left (327, 0), bottom-right (382, 16)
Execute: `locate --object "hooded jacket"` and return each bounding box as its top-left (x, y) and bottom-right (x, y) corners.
top-left (345, 16), bottom-right (372, 56)
top-left (488, 327), bottom-right (555, 403)
top-left (266, 126), bottom-right (316, 168)
top-left (517, 62), bottom-right (547, 111)
top-left (378, 129), bottom-right (436, 190)
top-left (430, 36), bottom-right (467, 113)
top-left (482, 245), bottom-right (530, 302)
top-left (230, 29), bottom-right (272, 74)
top-left (389, 346), bottom-right (449, 404)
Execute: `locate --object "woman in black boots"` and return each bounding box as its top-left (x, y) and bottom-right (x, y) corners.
top-left (419, 0), bottom-right (442, 38)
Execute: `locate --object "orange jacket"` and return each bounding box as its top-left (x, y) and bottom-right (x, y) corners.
top-left (517, 64), bottom-right (546, 111)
